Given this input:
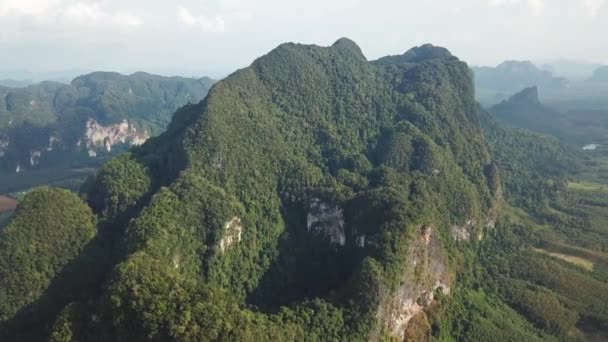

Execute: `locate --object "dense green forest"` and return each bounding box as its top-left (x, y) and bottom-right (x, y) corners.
top-left (0, 39), bottom-right (607, 341)
top-left (473, 73), bottom-right (608, 340)
top-left (0, 72), bottom-right (215, 184)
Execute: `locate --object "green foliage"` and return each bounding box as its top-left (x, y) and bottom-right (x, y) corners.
top-left (2, 39), bottom-right (505, 341)
top-left (84, 153), bottom-right (151, 220)
top-left (478, 105), bottom-right (583, 212)
top-left (0, 188), bottom-right (96, 322)
top-left (0, 72), bottom-right (214, 173)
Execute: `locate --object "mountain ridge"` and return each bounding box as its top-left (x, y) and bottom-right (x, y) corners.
top-left (0, 71), bottom-right (215, 175)
top-left (1, 38), bottom-right (501, 341)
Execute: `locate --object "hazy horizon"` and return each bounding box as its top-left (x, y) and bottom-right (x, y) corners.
top-left (1, 0), bottom-right (607, 79)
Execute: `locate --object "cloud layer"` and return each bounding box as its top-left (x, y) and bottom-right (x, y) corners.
top-left (0, 0), bottom-right (606, 75)
top-left (0, 0), bottom-right (142, 30)
top-left (177, 5), bottom-right (225, 32)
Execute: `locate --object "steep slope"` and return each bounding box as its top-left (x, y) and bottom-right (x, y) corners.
top-left (478, 104), bottom-right (583, 211)
top-left (0, 72), bottom-right (214, 174)
top-left (490, 86), bottom-right (608, 147)
top-left (489, 86), bottom-right (559, 134)
top-left (0, 39), bottom-right (501, 341)
top-left (0, 188), bottom-right (96, 341)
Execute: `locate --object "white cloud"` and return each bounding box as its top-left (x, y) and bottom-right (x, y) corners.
top-left (61, 3), bottom-right (141, 28)
top-left (0, 0), bottom-right (60, 16)
top-left (487, 0), bottom-right (520, 6)
top-left (583, 0), bottom-right (605, 16)
top-left (487, 0), bottom-right (544, 15)
top-left (0, 0), bottom-right (142, 30)
top-left (177, 5), bottom-right (225, 33)
top-left (527, 0), bottom-right (544, 15)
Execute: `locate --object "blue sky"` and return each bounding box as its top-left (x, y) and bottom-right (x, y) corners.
top-left (0, 0), bottom-right (606, 77)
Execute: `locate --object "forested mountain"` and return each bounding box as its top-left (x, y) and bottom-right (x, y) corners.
top-left (489, 86), bottom-right (558, 135)
top-left (2, 39), bottom-right (608, 342)
top-left (0, 38), bottom-right (505, 341)
top-left (0, 72), bottom-right (214, 174)
top-left (489, 86), bottom-right (608, 147)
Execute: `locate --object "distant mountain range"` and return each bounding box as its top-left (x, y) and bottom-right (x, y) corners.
top-left (489, 86), bottom-right (557, 134)
top-left (0, 72), bottom-right (214, 174)
top-left (474, 61), bottom-right (608, 109)
top-left (539, 59), bottom-right (601, 80)
top-left (489, 86), bottom-right (608, 146)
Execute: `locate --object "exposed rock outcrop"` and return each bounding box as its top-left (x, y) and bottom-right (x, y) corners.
top-left (219, 217), bottom-right (243, 253)
top-left (378, 223), bottom-right (452, 340)
top-left (29, 150), bottom-right (41, 166)
top-left (83, 119), bottom-right (149, 152)
top-left (451, 219), bottom-right (475, 242)
top-left (306, 197), bottom-right (346, 246)
top-left (0, 135), bottom-right (8, 157)
top-left (47, 135), bottom-right (60, 151)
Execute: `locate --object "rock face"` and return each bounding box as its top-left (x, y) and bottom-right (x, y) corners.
top-left (83, 119), bottom-right (149, 153)
top-left (219, 217), bottom-right (243, 253)
top-left (451, 219), bottom-right (475, 242)
top-left (47, 135), bottom-right (60, 151)
top-left (29, 150), bottom-right (41, 166)
top-left (0, 135), bottom-right (7, 157)
top-left (306, 197), bottom-right (346, 246)
top-left (378, 223), bottom-right (452, 340)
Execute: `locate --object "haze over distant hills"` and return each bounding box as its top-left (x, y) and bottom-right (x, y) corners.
top-left (489, 85), bottom-right (608, 147)
top-left (474, 60), bottom-right (608, 110)
top-left (539, 59), bottom-right (602, 80)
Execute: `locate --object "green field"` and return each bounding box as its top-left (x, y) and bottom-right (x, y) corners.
top-left (533, 247), bottom-right (595, 271)
top-left (568, 181), bottom-right (608, 192)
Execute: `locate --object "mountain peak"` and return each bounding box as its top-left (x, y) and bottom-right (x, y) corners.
top-left (402, 44), bottom-right (455, 63)
top-left (373, 43), bottom-right (457, 66)
top-left (591, 65), bottom-right (608, 81)
top-left (509, 86), bottom-right (540, 105)
top-left (331, 37), bottom-right (365, 59)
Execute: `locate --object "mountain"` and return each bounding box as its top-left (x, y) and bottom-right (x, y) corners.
top-left (490, 86), bottom-right (608, 146)
top-left (472, 61), bottom-right (568, 106)
top-left (3, 39), bottom-right (608, 342)
top-left (0, 72), bottom-right (215, 175)
top-left (0, 69), bottom-right (90, 84)
top-left (0, 80), bottom-right (33, 88)
top-left (478, 103), bottom-right (582, 210)
top-left (540, 59), bottom-right (601, 80)
top-left (590, 66), bottom-right (608, 82)
top-left (0, 38), bottom-right (504, 341)
top-left (489, 86), bottom-right (558, 134)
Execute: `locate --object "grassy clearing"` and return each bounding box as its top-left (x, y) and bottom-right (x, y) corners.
top-left (503, 205), bottom-right (551, 231)
top-left (533, 248), bottom-right (595, 271)
top-left (567, 181), bottom-right (608, 192)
